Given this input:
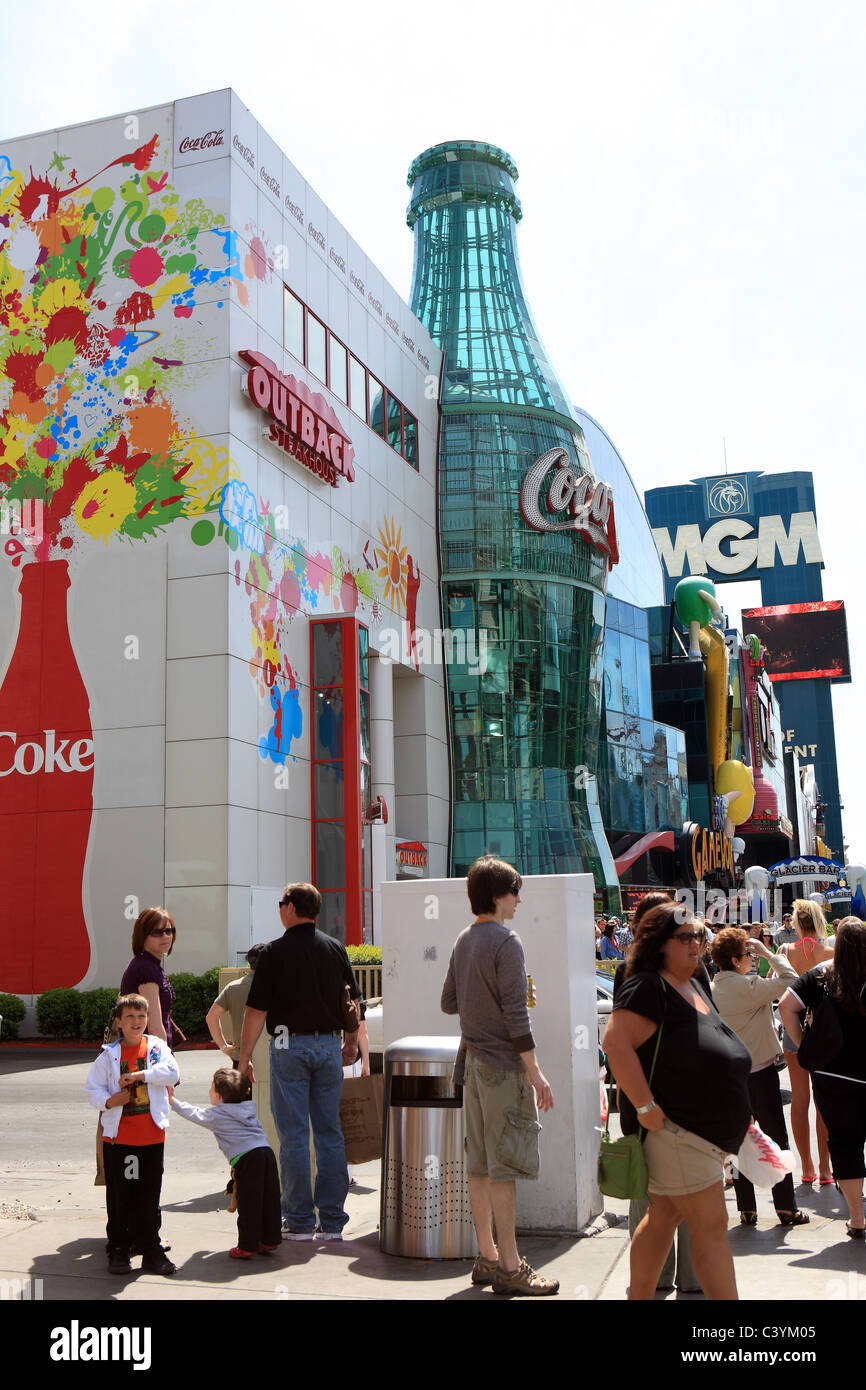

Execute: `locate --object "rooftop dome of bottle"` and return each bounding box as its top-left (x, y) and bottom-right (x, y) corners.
top-left (406, 140), bottom-right (523, 226)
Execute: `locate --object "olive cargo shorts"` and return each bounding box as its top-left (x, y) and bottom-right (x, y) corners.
top-left (464, 1053), bottom-right (542, 1181)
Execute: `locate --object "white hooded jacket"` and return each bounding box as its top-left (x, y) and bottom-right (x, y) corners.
top-left (85, 1034), bottom-right (180, 1140)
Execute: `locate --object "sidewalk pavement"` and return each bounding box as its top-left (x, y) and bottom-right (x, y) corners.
top-left (1, 1047), bottom-right (864, 1302)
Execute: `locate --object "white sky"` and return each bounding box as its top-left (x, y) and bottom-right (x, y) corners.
top-left (2, 0), bottom-right (864, 860)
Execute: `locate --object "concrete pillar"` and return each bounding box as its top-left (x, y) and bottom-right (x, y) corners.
top-left (380, 874), bottom-right (602, 1233)
top-left (369, 653), bottom-right (396, 940)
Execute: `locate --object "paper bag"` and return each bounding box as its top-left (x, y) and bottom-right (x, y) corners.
top-left (340, 1073), bottom-right (384, 1164)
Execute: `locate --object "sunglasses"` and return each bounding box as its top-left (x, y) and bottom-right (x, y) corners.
top-left (148, 926), bottom-right (175, 938)
top-left (671, 931), bottom-right (700, 943)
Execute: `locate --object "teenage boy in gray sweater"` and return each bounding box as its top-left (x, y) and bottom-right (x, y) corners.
top-left (441, 855), bottom-right (558, 1297)
top-left (171, 1069), bottom-right (280, 1258)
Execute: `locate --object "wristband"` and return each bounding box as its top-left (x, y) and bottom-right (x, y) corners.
top-left (636, 1100), bottom-right (657, 1115)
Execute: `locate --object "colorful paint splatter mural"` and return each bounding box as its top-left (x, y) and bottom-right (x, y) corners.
top-left (0, 126), bottom-right (422, 992)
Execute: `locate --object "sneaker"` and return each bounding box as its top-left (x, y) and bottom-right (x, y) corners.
top-left (315, 1227), bottom-right (344, 1241)
top-left (492, 1258), bottom-right (559, 1296)
top-left (281, 1225), bottom-right (315, 1241)
top-left (471, 1254), bottom-right (499, 1286)
top-left (107, 1247), bottom-right (131, 1276)
top-left (229, 1247), bottom-right (255, 1259)
top-left (139, 1250), bottom-right (176, 1276)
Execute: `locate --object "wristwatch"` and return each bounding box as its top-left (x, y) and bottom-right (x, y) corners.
top-left (636, 1100), bottom-right (657, 1115)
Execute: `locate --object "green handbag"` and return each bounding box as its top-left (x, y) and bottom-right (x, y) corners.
top-left (597, 1009), bottom-right (664, 1200)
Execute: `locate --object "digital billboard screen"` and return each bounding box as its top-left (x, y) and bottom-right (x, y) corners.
top-left (742, 601), bottom-right (851, 683)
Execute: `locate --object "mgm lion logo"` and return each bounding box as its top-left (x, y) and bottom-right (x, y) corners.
top-left (707, 477), bottom-right (749, 516)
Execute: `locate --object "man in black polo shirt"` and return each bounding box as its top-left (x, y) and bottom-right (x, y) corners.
top-left (239, 883), bottom-right (361, 1240)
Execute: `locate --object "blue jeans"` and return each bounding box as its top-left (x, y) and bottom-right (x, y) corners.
top-left (269, 1033), bottom-right (349, 1232)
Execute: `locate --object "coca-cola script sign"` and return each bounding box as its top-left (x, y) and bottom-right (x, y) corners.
top-left (178, 129), bottom-right (225, 154)
top-left (519, 446), bottom-right (618, 567)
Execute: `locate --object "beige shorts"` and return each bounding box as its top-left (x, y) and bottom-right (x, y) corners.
top-left (463, 1053), bottom-right (541, 1181)
top-left (644, 1119), bottom-right (727, 1197)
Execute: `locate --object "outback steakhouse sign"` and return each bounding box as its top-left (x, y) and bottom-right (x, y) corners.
top-left (397, 841), bottom-right (428, 870)
top-left (240, 349), bottom-right (354, 488)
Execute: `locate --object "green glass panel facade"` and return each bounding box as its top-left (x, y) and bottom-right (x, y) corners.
top-left (407, 142), bottom-right (619, 898)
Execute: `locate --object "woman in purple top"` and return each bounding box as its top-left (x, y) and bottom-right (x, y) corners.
top-left (120, 907), bottom-right (184, 1046)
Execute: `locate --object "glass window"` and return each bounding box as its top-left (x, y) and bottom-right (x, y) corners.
top-left (403, 412), bottom-right (418, 469)
top-left (620, 634), bottom-right (639, 716)
top-left (315, 822), bottom-right (345, 889)
top-left (313, 690), bottom-right (343, 759)
top-left (359, 690), bottom-right (370, 763)
top-left (307, 313), bottom-right (326, 384)
top-left (387, 393), bottom-right (402, 452)
top-left (358, 625), bottom-right (369, 688)
top-left (284, 289), bottom-right (304, 362)
top-left (329, 336), bottom-right (348, 403)
top-left (314, 763), bottom-right (344, 819)
top-left (313, 623), bottom-right (343, 687)
top-left (318, 892), bottom-right (346, 942)
top-left (369, 377), bottom-right (385, 440)
top-left (349, 356), bottom-right (367, 421)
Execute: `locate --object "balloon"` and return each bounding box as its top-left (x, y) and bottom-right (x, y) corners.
top-left (716, 761), bottom-right (756, 831)
top-left (731, 837), bottom-right (745, 859)
top-left (743, 865), bottom-right (770, 924)
top-left (744, 866), bottom-right (770, 893)
top-left (846, 865), bottom-right (866, 921)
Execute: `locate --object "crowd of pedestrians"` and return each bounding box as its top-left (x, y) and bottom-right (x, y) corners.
top-left (83, 864), bottom-right (866, 1299)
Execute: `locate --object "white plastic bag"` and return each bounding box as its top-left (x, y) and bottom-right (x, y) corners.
top-left (734, 1123), bottom-right (796, 1189)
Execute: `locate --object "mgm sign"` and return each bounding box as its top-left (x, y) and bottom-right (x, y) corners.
top-left (644, 471), bottom-right (824, 604)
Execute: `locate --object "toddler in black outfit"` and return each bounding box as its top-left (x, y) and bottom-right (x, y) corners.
top-left (171, 1069), bottom-right (281, 1257)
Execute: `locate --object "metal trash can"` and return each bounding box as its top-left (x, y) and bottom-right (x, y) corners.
top-left (379, 1036), bottom-right (476, 1258)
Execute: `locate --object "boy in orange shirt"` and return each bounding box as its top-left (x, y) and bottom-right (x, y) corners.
top-left (85, 993), bottom-right (179, 1275)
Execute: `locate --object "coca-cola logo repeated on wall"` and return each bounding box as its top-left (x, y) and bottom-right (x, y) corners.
top-left (178, 129), bottom-right (225, 154)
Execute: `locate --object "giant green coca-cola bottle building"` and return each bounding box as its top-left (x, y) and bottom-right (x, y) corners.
top-left (407, 141), bottom-right (620, 901)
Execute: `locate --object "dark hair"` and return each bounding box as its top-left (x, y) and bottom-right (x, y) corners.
top-left (601, 920), bottom-right (617, 941)
top-left (213, 1069), bottom-right (253, 1104)
top-left (710, 926), bottom-right (749, 972)
top-left (467, 856), bottom-right (522, 916)
top-left (625, 901), bottom-right (693, 978)
top-left (131, 907), bottom-right (176, 957)
top-left (279, 883), bottom-right (322, 920)
top-left (246, 942), bottom-right (267, 969)
top-left (114, 993), bottom-right (149, 1017)
top-left (825, 918), bottom-right (866, 1014)
top-left (631, 892), bottom-right (672, 930)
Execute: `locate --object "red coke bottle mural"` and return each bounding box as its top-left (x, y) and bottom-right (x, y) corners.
top-left (0, 560), bottom-right (94, 992)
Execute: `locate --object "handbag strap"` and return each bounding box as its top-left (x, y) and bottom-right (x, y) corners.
top-left (603, 978), bottom-right (666, 1135)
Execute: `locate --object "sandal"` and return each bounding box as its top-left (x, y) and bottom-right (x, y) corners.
top-left (471, 1254), bottom-right (499, 1286)
top-left (800, 1172), bottom-right (817, 1184)
top-left (777, 1211), bottom-right (810, 1227)
top-left (846, 1224), bottom-right (866, 1240)
top-left (492, 1257), bottom-right (560, 1296)
top-left (819, 1176), bottom-right (836, 1186)
top-left (739, 1211), bottom-right (758, 1226)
